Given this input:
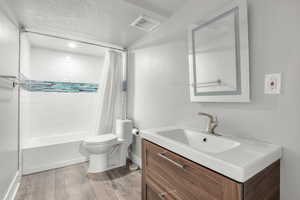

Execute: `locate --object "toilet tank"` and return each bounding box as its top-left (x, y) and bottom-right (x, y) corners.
top-left (116, 119), bottom-right (133, 143)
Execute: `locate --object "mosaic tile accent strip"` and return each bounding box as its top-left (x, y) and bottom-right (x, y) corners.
top-left (21, 80), bottom-right (98, 93)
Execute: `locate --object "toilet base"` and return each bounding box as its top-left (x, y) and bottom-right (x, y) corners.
top-left (88, 153), bottom-right (108, 173)
top-left (85, 142), bottom-right (131, 174)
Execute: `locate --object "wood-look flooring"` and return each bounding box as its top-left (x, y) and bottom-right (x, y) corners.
top-left (15, 162), bottom-right (141, 200)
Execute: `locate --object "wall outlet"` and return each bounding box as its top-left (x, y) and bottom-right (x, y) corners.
top-left (264, 73), bottom-right (282, 94)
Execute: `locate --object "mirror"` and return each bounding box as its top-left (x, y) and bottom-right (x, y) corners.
top-left (188, 0), bottom-right (249, 102)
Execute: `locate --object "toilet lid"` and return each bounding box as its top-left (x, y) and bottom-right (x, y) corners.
top-left (84, 134), bottom-right (117, 145)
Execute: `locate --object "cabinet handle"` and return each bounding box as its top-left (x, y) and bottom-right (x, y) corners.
top-left (158, 152), bottom-right (186, 169)
top-left (168, 190), bottom-right (183, 200)
top-left (158, 192), bottom-right (166, 199)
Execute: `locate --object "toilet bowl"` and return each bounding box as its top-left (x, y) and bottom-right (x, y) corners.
top-left (83, 134), bottom-right (118, 173)
top-left (82, 119), bottom-right (133, 173)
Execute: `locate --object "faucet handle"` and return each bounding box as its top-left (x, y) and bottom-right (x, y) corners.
top-left (213, 116), bottom-right (218, 123)
top-left (211, 117), bottom-right (218, 134)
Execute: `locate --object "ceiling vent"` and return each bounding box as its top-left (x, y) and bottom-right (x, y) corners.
top-left (130, 15), bottom-right (160, 32)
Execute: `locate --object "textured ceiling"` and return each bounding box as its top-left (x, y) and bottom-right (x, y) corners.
top-left (124, 0), bottom-right (187, 18)
top-left (4, 0), bottom-right (188, 47)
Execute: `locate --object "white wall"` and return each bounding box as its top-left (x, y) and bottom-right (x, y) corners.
top-left (0, 7), bottom-right (20, 200)
top-left (29, 48), bottom-right (104, 82)
top-left (21, 47), bottom-right (104, 140)
top-left (128, 0), bottom-right (300, 199)
top-left (20, 35), bottom-right (31, 78)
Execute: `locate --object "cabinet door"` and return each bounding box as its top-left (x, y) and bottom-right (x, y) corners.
top-left (142, 139), bottom-right (243, 200)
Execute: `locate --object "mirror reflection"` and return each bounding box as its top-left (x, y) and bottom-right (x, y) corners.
top-left (192, 8), bottom-right (240, 96)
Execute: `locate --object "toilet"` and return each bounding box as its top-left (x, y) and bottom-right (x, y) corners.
top-left (82, 119), bottom-right (133, 173)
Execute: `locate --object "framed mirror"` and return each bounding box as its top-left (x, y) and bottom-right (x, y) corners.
top-left (188, 0), bottom-right (249, 102)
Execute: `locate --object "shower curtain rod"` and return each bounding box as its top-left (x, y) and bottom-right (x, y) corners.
top-left (21, 29), bottom-right (126, 52)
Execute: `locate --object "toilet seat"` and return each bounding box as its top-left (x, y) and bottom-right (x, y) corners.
top-left (84, 134), bottom-right (117, 146)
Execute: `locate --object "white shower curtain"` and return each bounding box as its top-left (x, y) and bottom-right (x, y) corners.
top-left (95, 50), bottom-right (123, 135)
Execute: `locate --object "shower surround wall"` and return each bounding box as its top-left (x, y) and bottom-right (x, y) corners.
top-left (0, 7), bottom-right (20, 200)
top-left (21, 47), bottom-right (104, 141)
top-left (20, 45), bottom-right (105, 174)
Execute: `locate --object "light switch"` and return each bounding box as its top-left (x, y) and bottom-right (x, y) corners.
top-left (264, 73), bottom-right (282, 94)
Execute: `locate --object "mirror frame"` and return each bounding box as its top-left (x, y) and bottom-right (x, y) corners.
top-left (188, 0), bottom-right (250, 102)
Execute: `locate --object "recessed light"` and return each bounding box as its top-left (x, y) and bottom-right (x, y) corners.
top-left (68, 42), bottom-right (77, 48)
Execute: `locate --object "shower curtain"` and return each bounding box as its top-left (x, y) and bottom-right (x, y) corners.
top-left (95, 50), bottom-right (123, 135)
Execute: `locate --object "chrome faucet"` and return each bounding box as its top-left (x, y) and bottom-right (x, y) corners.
top-left (198, 112), bottom-right (218, 135)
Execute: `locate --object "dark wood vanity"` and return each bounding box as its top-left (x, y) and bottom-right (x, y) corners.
top-left (142, 139), bottom-right (280, 200)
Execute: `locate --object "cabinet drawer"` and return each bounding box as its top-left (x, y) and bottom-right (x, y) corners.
top-left (143, 140), bottom-right (243, 200)
top-left (145, 175), bottom-right (180, 200)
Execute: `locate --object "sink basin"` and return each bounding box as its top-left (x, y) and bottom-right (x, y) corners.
top-left (141, 126), bottom-right (282, 182)
top-left (156, 129), bottom-right (240, 154)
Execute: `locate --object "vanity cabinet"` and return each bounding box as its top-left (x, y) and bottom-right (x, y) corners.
top-left (142, 139), bottom-right (280, 200)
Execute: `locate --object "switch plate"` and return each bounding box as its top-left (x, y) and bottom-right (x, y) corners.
top-left (264, 73), bottom-right (282, 94)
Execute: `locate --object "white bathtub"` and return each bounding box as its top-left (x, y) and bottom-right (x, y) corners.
top-left (22, 133), bottom-right (90, 175)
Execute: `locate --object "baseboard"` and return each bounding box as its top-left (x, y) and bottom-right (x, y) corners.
top-left (130, 153), bottom-right (142, 168)
top-left (3, 170), bottom-right (21, 200)
top-left (23, 157), bottom-right (88, 175)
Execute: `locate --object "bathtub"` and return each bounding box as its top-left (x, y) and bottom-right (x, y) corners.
top-left (22, 133), bottom-right (90, 175)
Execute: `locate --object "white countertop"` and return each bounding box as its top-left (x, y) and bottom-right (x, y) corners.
top-left (141, 127), bottom-right (282, 182)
